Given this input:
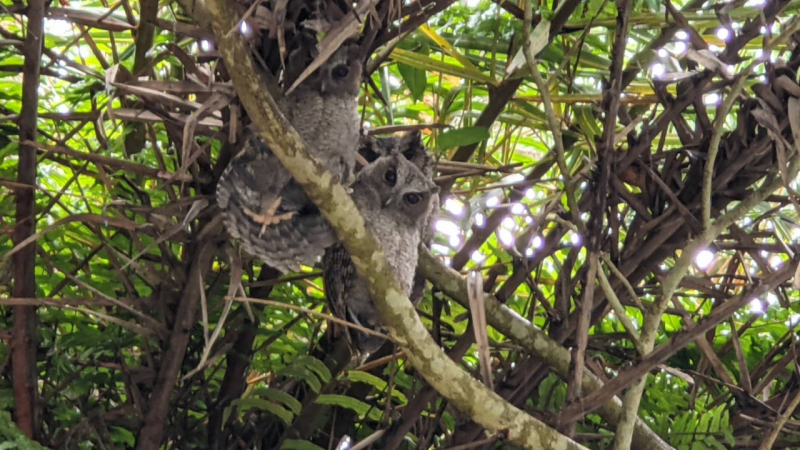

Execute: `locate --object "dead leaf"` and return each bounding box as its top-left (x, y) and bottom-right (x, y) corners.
top-left (775, 75), bottom-right (800, 98)
top-left (685, 49), bottom-right (732, 80)
top-left (467, 271), bottom-right (493, 389)
top-left (286, 0), bottom-right (380, 94)
top-left (788, 98), bottom-right (800, 154)
top-left (506, 19), bottom-right (551, 75)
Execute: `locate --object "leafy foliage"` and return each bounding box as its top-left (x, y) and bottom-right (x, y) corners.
top-left (3, 0), bottom-right (800, 448)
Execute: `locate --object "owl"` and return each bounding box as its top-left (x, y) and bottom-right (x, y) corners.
top-left (323, 152), bottom-right (439, 354)
top-left (358, 131), bottom-right (438, 306)
top-left (216, 40), bottom-right (363, 272)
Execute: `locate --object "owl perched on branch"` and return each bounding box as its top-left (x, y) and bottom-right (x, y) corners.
top-left (216, 41), bottom-right (363, 273)
top-left (359, 130), bottom-right (439, 306)
top-left (323, 152), bottom-right (439, 354)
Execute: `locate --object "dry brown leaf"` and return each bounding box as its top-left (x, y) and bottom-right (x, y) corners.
top-left (286, 0), bottom-right (379, 94)
top-left (685, 49), bottom-right (732, 80)
top-left (467, 271), bottom-right (493, 389)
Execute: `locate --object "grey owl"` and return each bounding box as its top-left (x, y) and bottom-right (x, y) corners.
top-left (323, 152), bottom-right (439, 354)
top-left (216, 41), bottom-right (363, 273)
top-left (358, 131), bottom-right (438, 306)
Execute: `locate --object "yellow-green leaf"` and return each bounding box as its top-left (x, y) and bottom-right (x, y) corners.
top-left (391, 48), bottom-right (494, 85)
top-left (419, 24), bottom-right (490, 83)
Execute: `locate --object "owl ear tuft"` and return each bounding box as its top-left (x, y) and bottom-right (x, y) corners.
top-left (284, 31), bottom-right (318, 88)
top-left (399, 131), bottom-right (424, 157)
top-left (357, 134), bottom-right (385, 164)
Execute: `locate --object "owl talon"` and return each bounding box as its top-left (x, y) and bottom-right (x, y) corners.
top-left (243, 197), bottom-right (296, 236)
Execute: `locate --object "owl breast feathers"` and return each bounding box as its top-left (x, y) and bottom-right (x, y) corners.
top-left (324, 151), bottom-right (439, 354)
top-left (216, 41), bottom-right (363, 272)
top-left (359, 131), bottom-right (439, 305)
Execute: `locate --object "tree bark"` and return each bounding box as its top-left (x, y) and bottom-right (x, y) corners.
top-left (124, 0), bottom-right (160, 156)
top-left (12, 0), bottom-right (46, 439)
top-left (136, 231), bottom-right (219, 449)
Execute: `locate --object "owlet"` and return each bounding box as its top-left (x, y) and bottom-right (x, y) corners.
top-left (358, 131), bottom-right (438, 306)
top-left (323, 152), bottom-right (439, 354)
top-left (216, 41), bottom-right (363, 272)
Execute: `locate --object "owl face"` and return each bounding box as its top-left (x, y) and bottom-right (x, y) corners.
top-left (305, 43), bottom-right (363, 98)
top-left (284, 38), bottom-right (363, 98)
top-left (355, 153), bottom-right (439, 227)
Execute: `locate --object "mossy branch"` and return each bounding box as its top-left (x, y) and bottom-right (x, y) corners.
top-left (205, 2), bottom-right (586, 448)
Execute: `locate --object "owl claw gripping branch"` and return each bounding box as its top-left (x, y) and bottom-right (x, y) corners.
top-left (243, 197), bottom-right (295, 235)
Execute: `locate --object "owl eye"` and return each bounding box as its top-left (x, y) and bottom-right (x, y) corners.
top-left (332, 65), bottom-right (349, 79)
top-left (383, 169), bottom-right (397, 186)
top-left (404, 193), bottom-right (421, 205)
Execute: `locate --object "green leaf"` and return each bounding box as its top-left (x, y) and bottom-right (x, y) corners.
top-left (419, 24), bottom-right (485, 79)
top-left (0, 411), bottom-right (46, 450)
top-left (109, 426), bottom-right (135, 446)
top-left (280, 440), bottom-right (325, 450)
top-left (398, 63), bottom-right (427, 103)
top-left (344, 371), bottom-right (409, 403)
top-left (704, 436), bottom-right (727, 450)
top-left (294, 356), bottom-right (332, 384)
top-left (391, 48), bottom-right (494, 84)
top-left (222, 405), bottom-right (234, 425)
top-left (278, 365), bottom-right (323, 393)
top-left (230, 398), bottom-right (294, 424)
top-left (574, 105), bottom-right (601, 142)
top-left (315, 394), bottom-right (383, 422)
top-left (438, 126), bottom-right (491, 150)
top-left (252, 387), bottom-right (303, 415)
top-left (722, 430), bottom-right (735, 446)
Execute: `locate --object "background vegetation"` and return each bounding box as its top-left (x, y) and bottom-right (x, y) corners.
top-left (3, 0), bottom-right (800, 448)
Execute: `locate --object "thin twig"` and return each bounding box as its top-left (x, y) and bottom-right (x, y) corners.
top-left (703, 17), bottom-right (800, 230)
top-left (522, 0), bottom-right (582, 231)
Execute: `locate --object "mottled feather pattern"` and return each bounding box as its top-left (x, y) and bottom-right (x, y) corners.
top-left (324, 153), bottom-right (438, 354)
top-left (216, 41), bottom-right (362, 272)
top-left (286, 91), bottom-right (360, 184)
top-left (216, 135), bottom-right (337, 272)
top-left (359, 131), bottom-right (438, 306)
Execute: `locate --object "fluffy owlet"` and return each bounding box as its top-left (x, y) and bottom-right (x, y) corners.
top-left (323, 152), bottom-right (439, 354)
top-left (358, 131), bottom-right (438, 306)
top-left (216, 41), bottom-right (363, 272)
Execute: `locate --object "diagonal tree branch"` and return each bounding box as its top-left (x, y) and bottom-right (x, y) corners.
top-left (205, 2), bottom-right (587, 449)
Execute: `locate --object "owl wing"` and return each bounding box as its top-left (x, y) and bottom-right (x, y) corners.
top-left (410, 191), bottom-right (439, 306)
top-left (323, 244), bottom-right (355, 326)
top-left (217, 134), bottom-right (290, 214)
top-left (217, 134), bottom-right (337, 273)
top-left (322, 244), bottom-right (386, 354)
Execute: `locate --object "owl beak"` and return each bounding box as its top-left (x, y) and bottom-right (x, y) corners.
top-left (382, 197), bottom-right (393, 208)
top-left (320, 80), bottom-right (329, 94)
